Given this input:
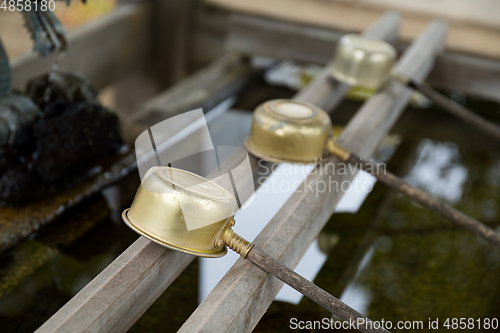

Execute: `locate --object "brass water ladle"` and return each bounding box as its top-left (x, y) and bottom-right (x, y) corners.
top-left (122, 166), bottom-right (388, 333)
top-left (330, 34), bottom-right (500, 143)
top-left (245, 99), bottom-right (500, 247)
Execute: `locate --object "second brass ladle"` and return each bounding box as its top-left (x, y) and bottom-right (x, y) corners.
top-left (245, 99), bottom-right (500, 247)
top-left (330, 34), bottom-right (500, 143)
top-left (123, 166), bottom-right (388, 333)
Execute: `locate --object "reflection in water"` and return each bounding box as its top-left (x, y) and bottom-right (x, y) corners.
top-left (199, 162), bottom-right (317, 304)
top-left (405, 139), bottom-right (468, 204)
top-left (352, 227), bottom-right (500, 328)
top-left (340, 247), bottom-right (375, 315)
top-left (199, 130), bottom-right (398, 305)
top-left (347, 141), bottom-right (500, 330)
top-left (0, 194), bottom-right (140, 332)
top-left (254, 130), bottom-right (500, 332)
top-left (341, 285), bottom-right (373, 318)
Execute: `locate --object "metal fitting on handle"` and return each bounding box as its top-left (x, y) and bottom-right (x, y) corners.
top-left (389, 68), bottom-right (412, 86)
top-left (326, 140), bottom-right (351, 162)
top-left (218, 227), bottom-right (254, 259)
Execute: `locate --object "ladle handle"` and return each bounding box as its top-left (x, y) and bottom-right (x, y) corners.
top-left (347, 154), bottom-right (500, 248)
top-left (406, 78), bottom-right (500, 142)
top-left (246, 246), bottom-right (390, 333)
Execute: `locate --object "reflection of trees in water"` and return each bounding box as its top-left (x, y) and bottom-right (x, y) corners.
top-left (404, 139), bottom-right (468, 205)
top-left (254, 137), bottom-right (500, 332)
top-left (350, 144), bottom-right (500, 329)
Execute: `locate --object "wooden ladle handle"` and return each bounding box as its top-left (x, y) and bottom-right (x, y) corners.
top-left (404, 76), bottom-right (500, 142)
top-left (246, 246), bottom-right (391, 333)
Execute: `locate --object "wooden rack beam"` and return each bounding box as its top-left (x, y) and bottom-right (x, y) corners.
top-left (36, 237), bottom-right (192, 333)
top-left (213, 0), bottom-right (500, 59)
top-left (226, 13), bottom-right (500, 103)
top-left (179, 12), bottom-right (435, 333)
top-left (179, 18), bottom-right (447, 333)
top-left (35, 54), bottom-right (259, 333)
top-left (125, 53), bottom-right (261, 141)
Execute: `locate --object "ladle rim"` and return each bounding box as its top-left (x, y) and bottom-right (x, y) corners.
top-left (329, 68), bottom-right (387, 89)
top-left (122, 209), bottom-right (229, 258)
top-left (330, 34), bottom-right (397, 89)
top-left (244, 138), bottom-right (325, 165)
top-left (266, 99), bottom-right (319, 121)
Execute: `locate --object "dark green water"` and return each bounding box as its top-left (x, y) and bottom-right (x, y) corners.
top-left (0, 88), bottom-right (499, 332)
top-left (253, 93), bottom-right (500, 332)
top-left (255, 137), bottom-right (500, 332)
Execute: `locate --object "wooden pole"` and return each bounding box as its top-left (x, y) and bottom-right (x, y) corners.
top-left (246, 246), bottom-right (390, 333)
top-left (345, 153), bottom-right (500, 247)
top-left (406, 79), bottom-right (500, 142)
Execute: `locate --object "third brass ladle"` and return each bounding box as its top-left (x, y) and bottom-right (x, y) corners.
top-left (245, 99), bottom-right (500, 247)
top-left (330, 34), bottom-right (500, 143)
top-left (123, 166), bottom-right (387, 333)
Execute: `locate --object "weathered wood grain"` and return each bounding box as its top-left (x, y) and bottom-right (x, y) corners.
top-left (179, 18), bottom-right (448, 333)
top-left (147, 0), bottom-right (194, 86)
top-left (428, 53), bottom-right (500, 106)
top-left (0, 51), bottom-right (258, 255)
top-left (34, 55), bottom-right (260, 332)
top-left (180, 13), bottom-right (451, 333)
top-left (35, 236), bottom-right (193, 333)
top-left (35, 145), bottom-right (260, 333)
top-left (226, 13), bottom-right (345, 65)
top-left (124, 53), bottom-right (261, 142)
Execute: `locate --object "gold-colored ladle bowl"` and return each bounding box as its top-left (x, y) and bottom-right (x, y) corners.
top-left (245, 99), bottom-right (351, 164)
top-left (330, 34), bottom-right (500, 146)
top-left (330, 34), bottom-right (397, 89)
top-left (244, 99), bottom-right (500, 251)
top-left (244, 99), bottom-right (332, 164)
top-left (122, 166), bottom-right (239, 258)
top-left (122, 166), bottom-right (390, 330)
